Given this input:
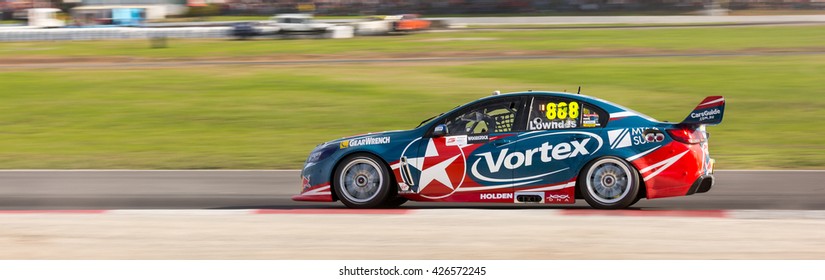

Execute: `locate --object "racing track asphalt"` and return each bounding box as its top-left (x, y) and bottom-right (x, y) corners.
top-left (0, 170), bottom-right (822, 210)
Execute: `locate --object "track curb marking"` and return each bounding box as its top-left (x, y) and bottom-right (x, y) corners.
top-left (560, 209), bottom-right (728, 218)
top-left (253, 209), bottom-right (411, 215)
top-left (0, 210), bottom-right (108, 214)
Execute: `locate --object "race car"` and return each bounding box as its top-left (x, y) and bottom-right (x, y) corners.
top-left (293, 91), bottom-right (725, 209)
top-left (385, 14), bottom-right (430, 32)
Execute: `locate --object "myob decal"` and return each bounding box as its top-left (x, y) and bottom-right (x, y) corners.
top-left (470, 131), bottom-right (603, 183)
top-left (340, 136), bottom-right (391, 149)
top-left (608, 127), bottom-right (662, 149)
top-left (608, 129), bottom-right (633, 149)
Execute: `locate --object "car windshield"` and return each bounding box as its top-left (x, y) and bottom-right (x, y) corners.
top-left (416, 104), bottom-right (462, 128)
top-left (416, 113), bottom-right (443, 128)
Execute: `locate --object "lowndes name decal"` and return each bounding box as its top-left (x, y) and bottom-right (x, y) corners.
top-left (340, 136), bottom-right (391, 149)
top-left (529, 101), bottom-right (580, 130)
top-left (528, 118), bottom-right (577, 130)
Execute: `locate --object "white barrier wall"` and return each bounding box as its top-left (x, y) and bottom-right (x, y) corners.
top-left (0, 27), bottom-right (232, 41)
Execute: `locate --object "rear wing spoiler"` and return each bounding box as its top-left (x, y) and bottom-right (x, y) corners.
top-left (681, 96), bottom-right (725, 126)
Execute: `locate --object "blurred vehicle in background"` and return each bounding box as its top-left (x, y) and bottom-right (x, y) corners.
top-left (351, 15), bottom-right (393, 35)
top-left (230, 14), bottom-right (356, 39)
top-left (230, 21), bottom-right (280, 39)
top-left (230, 21), bottom-right (261, 39)
top-left (386, 14), bottom-right (430, 32)
top-left (27, 8), bottom-right (64, 28)
top-left (343, 14), bottom-right (432, 36)
top-left (271, 13), bottom-right (333, 34)
top-left (294, 92), bottom-right (725, 209)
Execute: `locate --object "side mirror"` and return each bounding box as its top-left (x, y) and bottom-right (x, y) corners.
top-left (432, 124), bottom-right (448, 137)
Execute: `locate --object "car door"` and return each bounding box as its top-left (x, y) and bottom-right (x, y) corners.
top-left (405, 97), bottom-right (527, 201)
top-left (512, 96), bottom-right (607, 203)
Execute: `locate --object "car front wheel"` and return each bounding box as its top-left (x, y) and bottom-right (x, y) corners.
top-left (333, 154), bottom-right (392, 208)
top-left (579, 156), bottom-right (640, 209)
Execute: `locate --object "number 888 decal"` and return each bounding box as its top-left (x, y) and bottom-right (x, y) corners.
top-left (530, 101), bottom-right (580, 130)
top-left (545, 102), bottom-right (579, 120)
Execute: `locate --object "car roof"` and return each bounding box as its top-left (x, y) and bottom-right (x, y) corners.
top-left (418, 90), bottom-right (660, 131)
top-left (477, 91), bottom-right (617, 109)
top-left (475, 91), bottom-right (657, 121)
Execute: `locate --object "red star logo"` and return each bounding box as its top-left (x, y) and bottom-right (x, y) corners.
top-left (417, 137), bottom-right (466, 198)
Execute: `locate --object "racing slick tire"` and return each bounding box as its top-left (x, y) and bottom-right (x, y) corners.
top-left (628, 195), bottom-right (643, 207)
top-left (333, 153), bottom-right (392, 209)
top-left (579, 156), bottom-right (641, 209)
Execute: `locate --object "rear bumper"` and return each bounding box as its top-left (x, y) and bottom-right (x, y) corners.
top-left (686, 174), bottom-right (715, 196)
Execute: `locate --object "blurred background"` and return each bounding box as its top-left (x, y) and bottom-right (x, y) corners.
top-left (0, 0), bottom-right (823, 171)
top-left (4, 0), bottom-right (825, 20)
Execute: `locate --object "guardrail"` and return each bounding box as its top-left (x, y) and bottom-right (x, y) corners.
top-left (0, 18), bottom-right (452, 41)
top-left (0, 27), bottom-right (232, 41)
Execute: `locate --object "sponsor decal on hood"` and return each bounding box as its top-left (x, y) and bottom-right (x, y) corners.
top-left (340, 136), bottom-right (391, 149)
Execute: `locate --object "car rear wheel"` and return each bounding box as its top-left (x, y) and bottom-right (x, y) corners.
top-left (579, 156), bottom-right (640, 209)
top-left (333, 154), bottom-right (392, 209)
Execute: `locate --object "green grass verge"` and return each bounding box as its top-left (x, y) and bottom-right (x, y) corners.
top-left (0, 66), bottom-right (512, 169)
top-left (1, 54), bottom-right (824, 169)
top-left (1, 25), bottom-right (824, 169)
top-left (1, 25), bottom-right (824, 59)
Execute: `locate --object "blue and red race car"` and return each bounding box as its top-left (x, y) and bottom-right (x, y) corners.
top-left (293, 91), bottom-right (725, 209)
